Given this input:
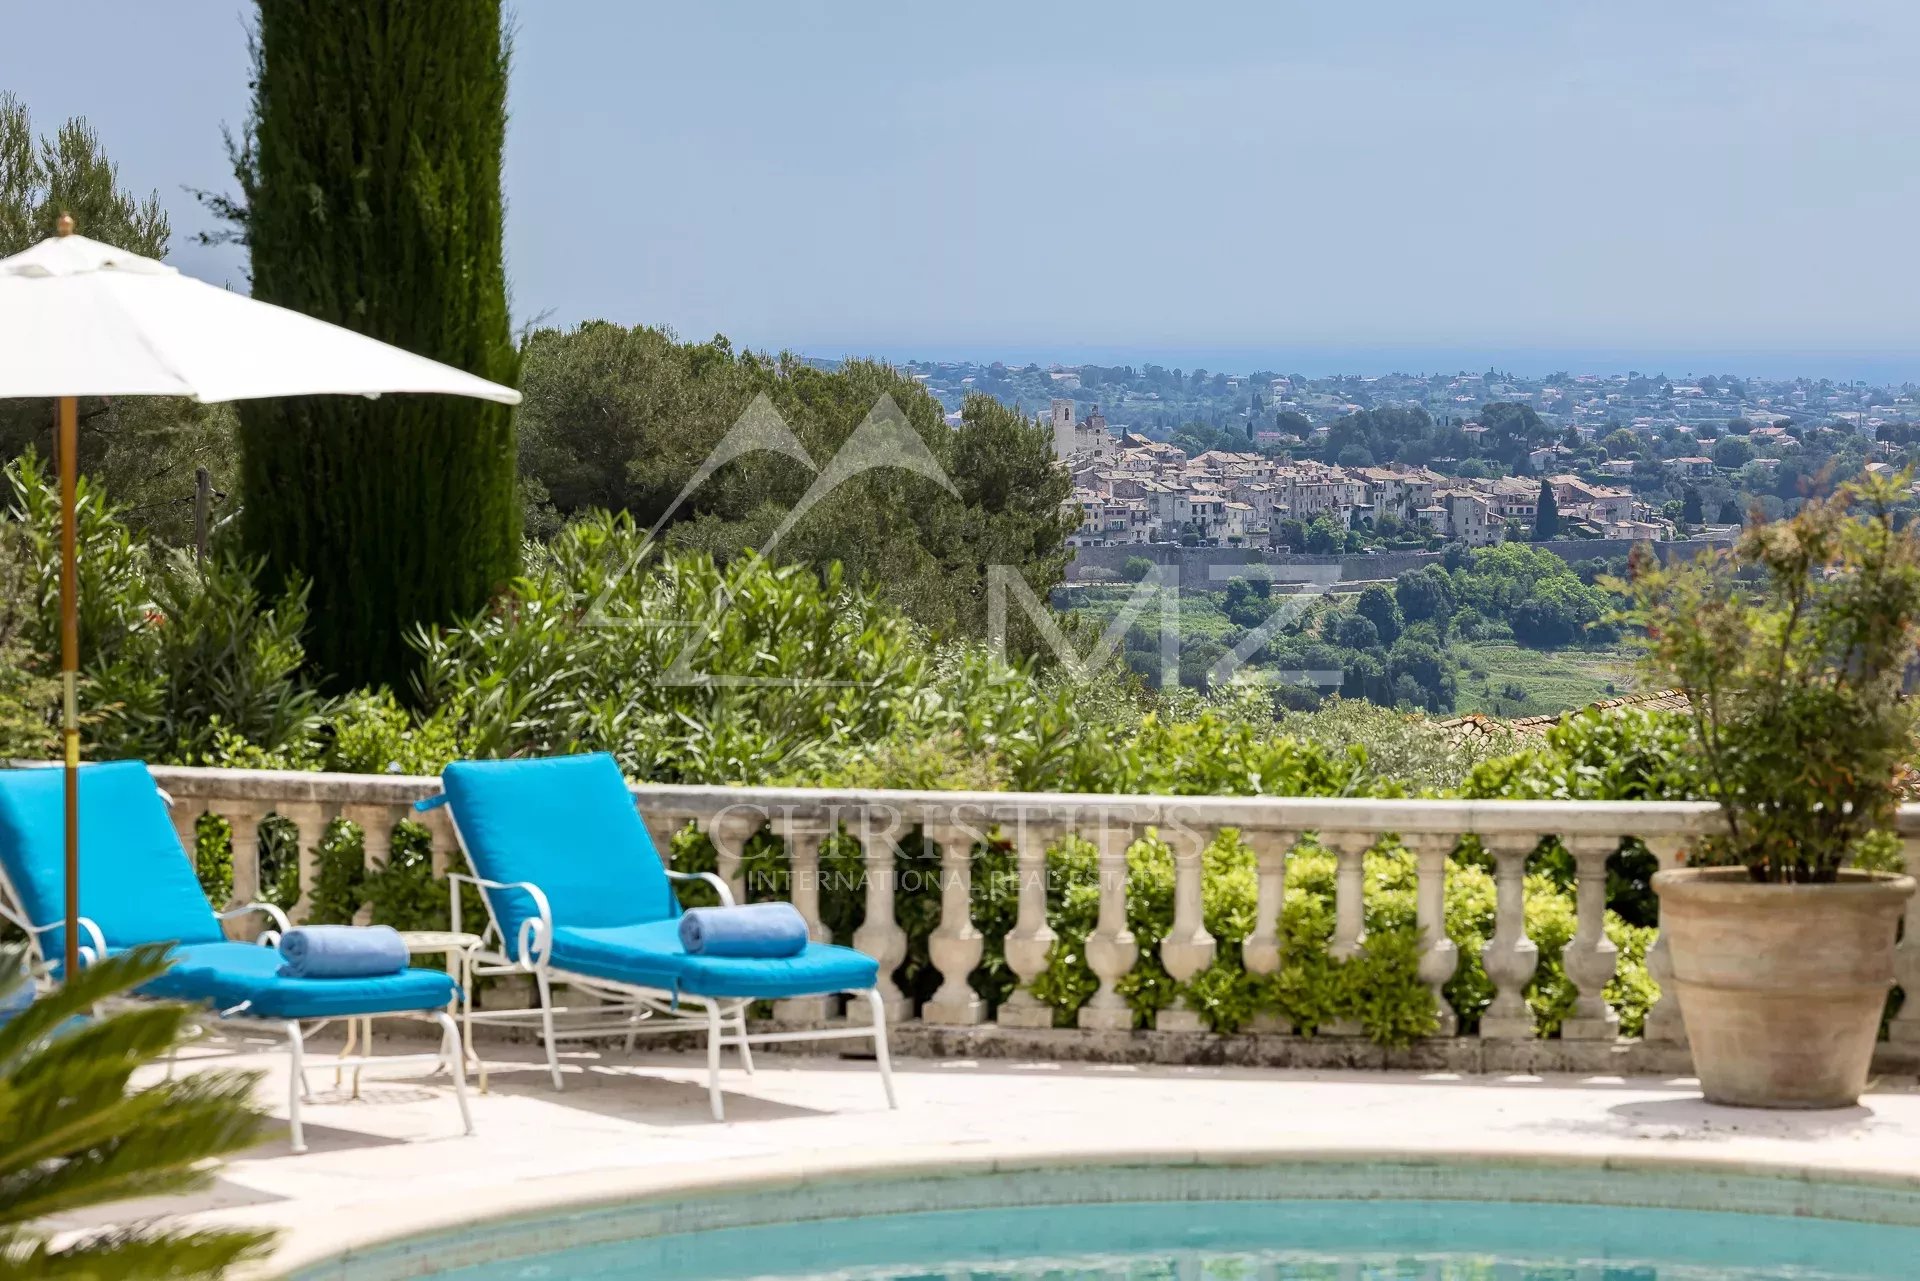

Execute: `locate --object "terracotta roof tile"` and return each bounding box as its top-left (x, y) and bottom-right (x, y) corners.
top-left (1438, 688), bottom-right (1691, 742)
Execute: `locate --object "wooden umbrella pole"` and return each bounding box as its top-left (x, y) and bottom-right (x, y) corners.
top-left (56, 208), bottom-right (79, 982)
top-left (57, 392), bottom-right (78, 981)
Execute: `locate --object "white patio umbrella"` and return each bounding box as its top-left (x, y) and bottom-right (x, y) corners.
top-left (0, 216), bottom-right (522, 979)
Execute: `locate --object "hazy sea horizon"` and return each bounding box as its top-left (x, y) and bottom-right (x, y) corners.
top-left (797, 344), bottom-right (1920, 387)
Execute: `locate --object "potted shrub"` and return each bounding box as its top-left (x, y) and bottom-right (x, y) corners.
top-left (1621, 473), bottom-right (1920, 1108)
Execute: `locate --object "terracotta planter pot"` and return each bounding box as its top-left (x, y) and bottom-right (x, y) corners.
top-left (1653, 867), bottom-right (1915, 1109)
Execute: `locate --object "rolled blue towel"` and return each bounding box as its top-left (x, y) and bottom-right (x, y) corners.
top-left (678, 903), bottom-right (809, 958)
top-left (278, 925), bottom-right (409, 979)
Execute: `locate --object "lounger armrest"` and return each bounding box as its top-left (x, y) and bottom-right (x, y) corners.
top-left (218, 901), bottom-right (293, 946)
top-left (665, 869), bottom-right (736, 908)
top-left (18, 914), bottom-right (107, 968)
top-left (449, 873), bottom-right (553, 969)
top-left (0, 900), bottom-right (37, 937)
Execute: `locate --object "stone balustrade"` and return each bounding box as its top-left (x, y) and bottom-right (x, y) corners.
top-left (147, 765), bottom-right (1920, 1073)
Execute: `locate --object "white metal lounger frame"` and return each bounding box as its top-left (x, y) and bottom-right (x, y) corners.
top-left (437, 798), bottom-right (896, 1120)
top-left (0, 815), bottom-right (473, 1156)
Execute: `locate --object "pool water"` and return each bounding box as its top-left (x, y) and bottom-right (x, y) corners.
top-left (420, 1198), bottom-right (1920, 1281)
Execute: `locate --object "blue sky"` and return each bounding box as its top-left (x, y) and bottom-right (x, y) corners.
top-left (7, 1), bottom-right (1918, 378)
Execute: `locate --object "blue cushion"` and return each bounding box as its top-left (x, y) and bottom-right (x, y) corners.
top-left (441, 754), bottom-right (678, 958)
top-left (0, 762), bottom-right (224, 960)
top-left (138, 942), bottom-right (458, 1020)
top-left (548, 920), bottom-right (879, 1000)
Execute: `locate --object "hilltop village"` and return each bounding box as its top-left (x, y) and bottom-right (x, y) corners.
top-left (1049, 401), bottom-right (1662, 550)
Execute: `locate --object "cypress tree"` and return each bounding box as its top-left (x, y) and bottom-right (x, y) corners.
top-left (234, 1), bottom-right (518, 692)
top-left (1533, 478), bottom-right (1559, 540)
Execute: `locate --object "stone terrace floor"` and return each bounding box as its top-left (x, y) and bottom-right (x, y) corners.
top-left (53, 1036), bottom-right (1920, 1276)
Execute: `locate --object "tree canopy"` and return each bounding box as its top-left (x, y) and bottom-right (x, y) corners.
top-left (515, 323), bottom-right (1076, 645)
top-left (0, 93), bottom-right (235, 545)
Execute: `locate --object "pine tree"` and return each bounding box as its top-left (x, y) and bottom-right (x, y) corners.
top-left (1533, 478), bottom-right (1559, 540)
top-left (0, 93), bottom-right (170, 258)
top-left (1682, 486), bottom-right (1704, 525)
top-left (231, 1), bottom-right (519, 691)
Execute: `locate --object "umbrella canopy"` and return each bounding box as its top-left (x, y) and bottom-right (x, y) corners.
top-left (0, 232), bottom-right (521, 405)
top-left (0, 221), bottom-right (521, 981)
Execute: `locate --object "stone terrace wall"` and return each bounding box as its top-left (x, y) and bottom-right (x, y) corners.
top-left (1065, 536), bottom-right (1735, 593)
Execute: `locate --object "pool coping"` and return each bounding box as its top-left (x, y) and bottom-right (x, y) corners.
top-left (265, 1139), bottom-right (1920, 1280)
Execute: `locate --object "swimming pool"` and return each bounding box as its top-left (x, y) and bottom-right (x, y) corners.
top-left (293, 1158), bottom-right (1920, 1280)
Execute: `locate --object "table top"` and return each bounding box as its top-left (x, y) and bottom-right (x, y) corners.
top-left (393, 930), bottom-right (483, 951)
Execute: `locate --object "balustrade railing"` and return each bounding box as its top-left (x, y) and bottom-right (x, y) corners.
top-left (146, 765), bottom-right (1920, 1064)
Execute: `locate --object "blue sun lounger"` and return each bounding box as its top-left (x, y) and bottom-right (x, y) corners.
top-left (0, 760), bottom-right (472, 1154)
top-left (422, 752), bottom-right (896, 1120)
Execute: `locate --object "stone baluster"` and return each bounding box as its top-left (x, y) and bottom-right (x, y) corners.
top-left (281, 801), bottom-right (327, 924)
top-left (924, 822), bottom-right (986, 1025)
top-left (1325, 831), bottom-right (1370, 961)
top-left (345, 805), bottom-right (393, 927)
top-left (1321, 830), bottom-right (1373, 1036)
top-left (227, 804), bottom-right (263, 918)
top-left (1156, 822), bottom-right (1218, 1031)
top-left (1642, 834), bottom-right (1691, 1046)
top-left (1478, 833), bottom-right (1542, 1040)
top-left (642, 810), bottom-right (684, 869)
top-left (355, 807), bottom-right (395, 873)
top-left (706, 809), bottom-right (760, 905)
top-left (1887, 836), bottom-right (1920, 1048)
top-left (411, 802), bottom-right (456, 884)
top-left (996, 818), bottom-right (1057, 1029)
top-left (1078, 816), bottom-right (1138, 1032)
top-left (1407, 832), bottom-right (1459, 1036)
top-left (169, 799), bottom-right (201, 869)
top-left (783, 818), bottom-right (830, 942)
top-left (1560, 834), bottom-right (1621, 1041)
top-left (772, 816), bottom-right (833, 1024)
top-left (1240, 828), bottom-right (1297, 1033)
top-left (848, 810), bottom-right (909, 1023)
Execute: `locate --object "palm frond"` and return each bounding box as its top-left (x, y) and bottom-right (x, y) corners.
top-left (0, 1070), bottom-right (269, 1223)
top-left (0, 1225), bottom-right (272, 1279)
top-left (0, 944), bottom-right (176, 1070)
top-left (0, 945), bottom-right (276, 1277)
